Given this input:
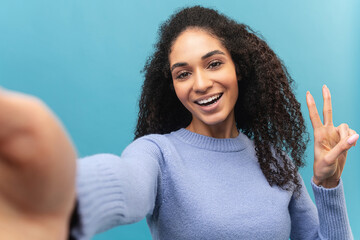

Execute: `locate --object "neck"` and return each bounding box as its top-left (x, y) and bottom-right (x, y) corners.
top-left (186, 112), bottom-right (238, 139)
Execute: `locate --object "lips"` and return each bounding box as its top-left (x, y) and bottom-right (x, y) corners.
top-left (195, 93), bottom-right (223, 106)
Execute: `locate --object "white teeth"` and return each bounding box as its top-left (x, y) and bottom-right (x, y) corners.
top-left (196, 94), bottom-right (221, 105)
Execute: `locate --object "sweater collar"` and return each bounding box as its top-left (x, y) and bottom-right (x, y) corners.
top-left (171, 128), bottom-right (249, 152)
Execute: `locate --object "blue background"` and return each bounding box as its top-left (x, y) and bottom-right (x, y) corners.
top-left (0, 0), bottom-right (359, 239)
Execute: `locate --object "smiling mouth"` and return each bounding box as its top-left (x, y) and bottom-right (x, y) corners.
top-left (195, 93), bottom-right (223, 106)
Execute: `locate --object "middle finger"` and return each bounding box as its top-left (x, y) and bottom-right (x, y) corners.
top-left (322, 85), bottom-right (333, 126)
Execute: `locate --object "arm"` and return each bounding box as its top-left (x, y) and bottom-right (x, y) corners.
top-left (0, 89), bottom-right (76, 240)
top-left (289, 85), bottom-right (358, 239)
top-left (70, 137), bottom-right (162, 240)
top-left (289, 176), bottom-right (352, 239)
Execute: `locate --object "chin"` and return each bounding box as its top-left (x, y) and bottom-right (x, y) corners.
top-left (199, 114), bottom-right (229, 126)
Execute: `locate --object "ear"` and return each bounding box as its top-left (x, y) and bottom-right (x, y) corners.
top-left (163, 67), bottom-right (175, 91)
top-left (236, 70), bottom-right (242, 82)
top-left (235, 64), bottom-right (242, 81)
top-left (169, 81), bottom-right (175, 91)
top-left (237, 74), bottom-right (242, 82)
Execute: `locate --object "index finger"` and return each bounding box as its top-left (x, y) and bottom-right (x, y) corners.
top-left (306, 91), bottom-right (323, 129)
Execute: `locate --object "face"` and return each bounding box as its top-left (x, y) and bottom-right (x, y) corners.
top-left (169, 28), bottom-right (238, 131)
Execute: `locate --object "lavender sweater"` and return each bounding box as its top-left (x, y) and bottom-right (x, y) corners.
top-left (71, 128), bottom-right (353, 239)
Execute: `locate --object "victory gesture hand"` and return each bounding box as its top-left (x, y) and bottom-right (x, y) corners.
top-left (306, 85), bottom-right (358, 188)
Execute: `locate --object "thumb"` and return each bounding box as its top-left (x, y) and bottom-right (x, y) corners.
top-left (327, 133), bottom-right (358, 162)
top-left (347, 133), bottom-right (359, 146)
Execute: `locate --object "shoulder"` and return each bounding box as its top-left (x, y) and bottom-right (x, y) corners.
top-left (121, 132), bottom-right (173, 161)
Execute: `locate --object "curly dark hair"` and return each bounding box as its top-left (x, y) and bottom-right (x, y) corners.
top-left (135, 6), bottom-right (309, 195)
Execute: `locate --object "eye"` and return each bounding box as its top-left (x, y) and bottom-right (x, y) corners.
top-left (207, 60), bottom-right (223, 69)
top-left (176, 71), bottom-right (191, 80)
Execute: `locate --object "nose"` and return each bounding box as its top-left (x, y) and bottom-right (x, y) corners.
top-left (193, 69), bottom-right (213, 93)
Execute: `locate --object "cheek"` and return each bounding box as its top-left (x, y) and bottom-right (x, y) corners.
top-left (224, 78), bottom-right (239, 104)
top-left (222, 73), bottom-right (238, 94)
top-left (232, 84), bottom-right (239, 103)
top-left (232, 80), bottom-right (239, 97)
top-left (173, 83), bottom-right (190, 107)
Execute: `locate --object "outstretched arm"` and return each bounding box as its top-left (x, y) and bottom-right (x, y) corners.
top-left (70, 137), bottom-right (162, 239)
top-left (0, 89), bottom-right (77, 240)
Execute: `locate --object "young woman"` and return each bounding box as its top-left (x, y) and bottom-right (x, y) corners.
top-left (0, 6), bottom-right (357, 240)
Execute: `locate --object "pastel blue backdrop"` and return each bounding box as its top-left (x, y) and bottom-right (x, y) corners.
top-left (0, 0), bottom-right (359, 239)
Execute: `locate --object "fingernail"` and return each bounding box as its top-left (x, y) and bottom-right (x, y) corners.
top-left (326, 85), bottom-right (331, 96)
top-left (323, 85), bottom-right (328, 95)
top-left (347, 134), bottom-right (359, 145)
top-left (306, 91), bottom-right (314, 104)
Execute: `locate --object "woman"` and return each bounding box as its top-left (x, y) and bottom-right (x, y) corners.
top-left (0, 6), bottom-right (357, 240)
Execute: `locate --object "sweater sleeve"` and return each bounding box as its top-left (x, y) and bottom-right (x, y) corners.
top-left (70, 136), bottom-right (163, 240)
top-left (289, 175), bottom-right (353, 239)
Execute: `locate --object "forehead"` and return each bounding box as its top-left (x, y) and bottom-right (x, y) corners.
top-left (169, 28), bottom-right (228, 64)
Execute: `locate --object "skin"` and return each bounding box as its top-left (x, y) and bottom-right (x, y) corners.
top-left (169, 28), bottom-right (359, 188)
top-left (0, 29), bottom-right (357, 239)
top-left (306, 86), bottom-right (358, 188)
top-left (170, 28), bottom-right (239, 139)
top-left (0, 90), bottom-right (76, 239)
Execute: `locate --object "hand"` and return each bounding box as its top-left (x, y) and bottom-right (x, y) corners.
top-left (306, 85), bottom-right (358, 188)
top-left (0, 89), bottom-right (77, 239)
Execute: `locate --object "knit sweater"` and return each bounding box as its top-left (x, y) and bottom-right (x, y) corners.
top-left (71, 128), bottom-right (353, 239)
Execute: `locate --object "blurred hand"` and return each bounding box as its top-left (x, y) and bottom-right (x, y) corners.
top-left (0, 89), bottom-right (77, 239)
top-left (306, 85), bottom-right (358, 188)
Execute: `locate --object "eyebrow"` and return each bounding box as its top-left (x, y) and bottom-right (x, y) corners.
top-left (171, 62), bottom-right (188, 72)
top-left (201, 50), bottom-right (225, 60)
top-left (170, 50), bottom-right (225, 72)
